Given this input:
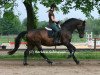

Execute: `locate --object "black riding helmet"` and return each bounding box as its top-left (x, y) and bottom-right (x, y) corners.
top-left (50, 3), bottom-right (57, 9)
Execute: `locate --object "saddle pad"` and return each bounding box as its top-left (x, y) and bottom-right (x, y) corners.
top-left (45, 27), bottom-right (52, 31)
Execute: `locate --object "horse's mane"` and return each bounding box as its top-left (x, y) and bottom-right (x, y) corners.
top-left (62, 18), bottom-right (82, 26)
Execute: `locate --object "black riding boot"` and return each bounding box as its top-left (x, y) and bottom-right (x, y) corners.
top-left (54, 32), bottom-right (61, 44)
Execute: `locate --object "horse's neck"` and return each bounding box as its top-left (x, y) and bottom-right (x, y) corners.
top-left (61, 24), bottom-right (76, 34)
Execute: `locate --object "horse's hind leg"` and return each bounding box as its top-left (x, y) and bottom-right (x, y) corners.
top-left (29, 49), bottom-right (35, 56)
top-left (29, 46), bottom-right (35, 56)
top-left (23, 49), bottom-right (29, 65)
top-left (23, 43), bottom-right (34, 65)
top-left (36, 43), bottom-right (52, 65)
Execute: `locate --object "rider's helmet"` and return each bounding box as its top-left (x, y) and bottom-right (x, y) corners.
top-left (50, 3), bottom-right (57, 9)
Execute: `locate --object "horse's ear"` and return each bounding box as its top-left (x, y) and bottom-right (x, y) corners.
top-left (83, 20), bottom-right (85, 23)
top-left (82, 20), bottom-right (86, 26)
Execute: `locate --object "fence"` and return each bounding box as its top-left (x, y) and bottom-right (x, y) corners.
top-left (86, 32), bottom-right (100, 50)
top-left (0, 33), bottom-right (100, 50)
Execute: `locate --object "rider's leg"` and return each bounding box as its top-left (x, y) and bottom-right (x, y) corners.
top-left (50, 23), bottom-right (61, 43)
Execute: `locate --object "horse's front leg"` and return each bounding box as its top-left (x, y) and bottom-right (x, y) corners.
top-left (70, 44), bottom-right (80, 64)
top-left (65, 43), bottom-right (79, 64)
top-left (67, 48), bottom-right (73, 59)
top-left (23, 49), bottom-right (29, 65)
top-left (65, 43), bottom-right (73, 58)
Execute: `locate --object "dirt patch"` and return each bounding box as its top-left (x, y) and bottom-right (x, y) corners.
top-left (0, 60), bottom-right (99, 75)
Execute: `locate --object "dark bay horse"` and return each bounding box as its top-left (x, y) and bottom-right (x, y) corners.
top-left (8, 18), bottom-right (86, 65)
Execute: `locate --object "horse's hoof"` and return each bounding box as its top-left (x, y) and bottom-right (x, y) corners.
top-left (49, 62), bottom-right (53, 66)
top-left (8, 51), bottom-right (14, 55)
top-left (48, 61), bottom-right (53, 65)
top-left (23, 63), bottom-right (28, 66)
top-left (76, 61), bottom-right (80, 65)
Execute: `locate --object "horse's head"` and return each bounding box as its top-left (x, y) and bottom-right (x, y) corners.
top-left (76, 21), bottom-right (86, 38)
top-left (61, 18), bottom-right (86, 38)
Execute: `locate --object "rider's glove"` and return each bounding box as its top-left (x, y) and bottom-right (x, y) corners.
top-left (56, 21), bottom-right (60, 25)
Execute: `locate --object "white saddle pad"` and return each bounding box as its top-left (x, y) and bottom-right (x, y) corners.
top-left (45, 27), bottom-right (52, 31)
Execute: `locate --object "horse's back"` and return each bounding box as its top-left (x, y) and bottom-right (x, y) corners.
top-left (27, 29), bottom-right (48, 41)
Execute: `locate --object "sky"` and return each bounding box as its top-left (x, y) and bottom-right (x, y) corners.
top-left (14, 0), bottom-right (100, 22)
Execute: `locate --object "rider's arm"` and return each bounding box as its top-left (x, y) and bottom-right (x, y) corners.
top-left (51, 16), bottom-right (58, 23)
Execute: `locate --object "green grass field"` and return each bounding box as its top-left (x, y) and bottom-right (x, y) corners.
top-left (0, 51), bottom-right (99, 60)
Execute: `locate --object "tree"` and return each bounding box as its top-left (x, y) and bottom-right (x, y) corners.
top-left (39, 0), bottom-right (100, 17)
top-left (0, 12), bottom-right (22, 35)
top-left (22, 18), bottom-right (27, 31)
top-left (23, 0), bottom-right (38, 30)
top-left (37, 21), bottom-right (48, 28)
top-left (86, 18), bottom-right (100, 35)
top-left (22, 18), bottom-right (48, 29)
top-left (0, 0), bottom-right (100, 31)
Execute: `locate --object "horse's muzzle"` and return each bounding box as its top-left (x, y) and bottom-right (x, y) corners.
top-left (79, 34), bottom-right (84, 38)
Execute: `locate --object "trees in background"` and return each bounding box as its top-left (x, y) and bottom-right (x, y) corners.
top-left (0, 16), bottom-right (100, 35)
top-left (22, 18), bottom-right (48, 29)
top-left (0, 0), bottom-right (100, 31)
top-left (0, 0), bottom-right (100, 35)
top-left (37, 21), bottom-right (48, 28)
top-left (0, 12), bottom-right (22, 35)
top-left (22, 0), bottom-right (100, 30)
top-left (86, 18), bottom-right (100, 35)
top-left (0, 0), bottom-right (22, 35)
top-left (37, 18), bottom-right (100, 35)
top-left (21, 18), bottom-right (27, 31)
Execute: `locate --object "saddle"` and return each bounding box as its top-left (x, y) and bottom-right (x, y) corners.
top-left (45, 27), bottom-right (54, 38)
top-left (45, 26), bottom-right (61, 39)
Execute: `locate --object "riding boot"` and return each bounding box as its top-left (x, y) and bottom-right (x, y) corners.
top-left (57, 31), bottom-right (61, 43)
top-left (54, 32), bottom-right (60, 44)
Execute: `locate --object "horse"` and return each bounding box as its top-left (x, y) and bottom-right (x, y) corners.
top-left (8, 18), bottom-right (86, 65)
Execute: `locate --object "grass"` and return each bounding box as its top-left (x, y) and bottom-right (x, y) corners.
top-left (0, 51), bottom-right (100, 60)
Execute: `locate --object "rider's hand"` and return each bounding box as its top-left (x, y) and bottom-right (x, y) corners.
top-left (56, 21), bottom-right (60, 24)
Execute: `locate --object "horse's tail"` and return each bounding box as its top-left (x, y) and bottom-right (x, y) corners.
top-left (8, 31), bottom-right (27, 55)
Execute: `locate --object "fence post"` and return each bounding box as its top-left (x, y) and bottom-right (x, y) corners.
top-left (94, 38), bottom-right (96, 51)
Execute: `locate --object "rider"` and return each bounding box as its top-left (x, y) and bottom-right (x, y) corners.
top-left (48, 3), bottom-right (61, 44)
